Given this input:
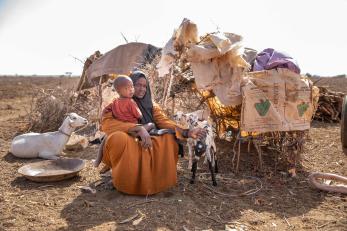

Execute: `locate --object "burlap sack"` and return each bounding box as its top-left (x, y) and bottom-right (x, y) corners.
top-left (241, 68), bottom-right (316, 132)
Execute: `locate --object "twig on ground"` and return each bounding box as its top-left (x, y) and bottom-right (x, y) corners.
top-left (283, 215), bottom-right (291, 227)
top-left (317, 221), bottom-right (335, 229)
top-left (201, 176), bottom-right (263, 197)
top-left (125, 199), bottom-right (171, 209)
top-left (192, 209), bottom-right (224, 224)
top-left (37, 185), bottom-right (55, 189)
top-left (117, 213), bottom-right (139, 224)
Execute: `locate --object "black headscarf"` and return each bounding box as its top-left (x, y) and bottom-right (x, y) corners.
top-left (129, 71), bottom-right (154, 124)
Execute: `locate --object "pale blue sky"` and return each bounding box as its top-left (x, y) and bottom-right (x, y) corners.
top-left (0, 0), bottom-right (346, 76)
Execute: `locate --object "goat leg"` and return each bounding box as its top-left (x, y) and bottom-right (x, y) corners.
top-left (187, 142), bottom-right (194, 169)
top-left (190, 160), bottom-right (198, 184)
top-left (214, 159), bottom-right (219, 173)
top-left (208, 160), bottom-right (217, 186)
top-left (211, 148), bottom-right (218, 173)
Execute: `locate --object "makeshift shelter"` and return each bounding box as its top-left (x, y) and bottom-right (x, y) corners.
top-left (153, 18), bottom-right (320, 173)
top-left (74, 18), bottom-right (325, 173)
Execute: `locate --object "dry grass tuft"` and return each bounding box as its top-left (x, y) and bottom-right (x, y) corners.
top-left (26, 86), bottom-right (99, 133)
top-left (26, 88), bottom-right (73, 132)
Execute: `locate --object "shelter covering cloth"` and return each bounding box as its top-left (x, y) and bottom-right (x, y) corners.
top-left (157, 18), bottom-right (250, 106)
top-left (100, 106), bottom-right (182, 195)
top-left (252, 48), bottom-right (300, 74)
top-left (187, 32), bottom-right (248, 106)
top-left (86, 42), bottom-right (160, 84)
top-left (156, 18), bottom-right (199, 77)
top-left (241, 68), bottom-right (315, 133)
top-left (190, 58), bottom-right (244, 106)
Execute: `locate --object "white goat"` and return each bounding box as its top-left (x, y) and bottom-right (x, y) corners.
top-left (10, 113), bottom-right (88, 160)
top-left (173, 110), bottom-right (218, 186)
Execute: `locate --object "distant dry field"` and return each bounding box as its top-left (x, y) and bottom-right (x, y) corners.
top-left (0, 76), bottom-right (346, 231)
top-left (310, 76), bottom-right (347, 94)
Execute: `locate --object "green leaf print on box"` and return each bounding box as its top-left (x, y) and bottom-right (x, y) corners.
top-left (255, 99), bottom-right (271, 116)
top-left (297, 102), bottom-right (309, 117)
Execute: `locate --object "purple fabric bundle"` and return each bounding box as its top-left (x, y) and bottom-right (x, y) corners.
top-left (252, 48), bottom-right (300, 74)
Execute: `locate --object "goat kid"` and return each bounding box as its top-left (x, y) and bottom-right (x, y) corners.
top-left (10, 113), bottom-right (88, 160)
top-left (173, 111), bottom-right (218, 186)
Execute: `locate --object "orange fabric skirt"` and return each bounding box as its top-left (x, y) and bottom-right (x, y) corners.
top-left (102, 131), bottom-right (179, 195)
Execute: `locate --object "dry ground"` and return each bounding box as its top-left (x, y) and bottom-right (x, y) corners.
top-left (0, 76), bottom-right (346, 231)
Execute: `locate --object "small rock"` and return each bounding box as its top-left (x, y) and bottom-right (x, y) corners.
top-left (65, 134), bottom-right (88, 151)
top-left (83, 200), bottom-right (95, 207)
top-left (5, 104), bottom-right (13, 110)
top-left (78, 186), bottom-right (96, 194)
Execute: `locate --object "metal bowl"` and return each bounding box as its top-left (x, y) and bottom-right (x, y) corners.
top-left (18, 158), bottom-right (86, 182)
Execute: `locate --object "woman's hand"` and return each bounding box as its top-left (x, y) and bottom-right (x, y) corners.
top-left (137, 126), bottom-right (153, 149)
top-left (188, 127), bottom-right (207, 140)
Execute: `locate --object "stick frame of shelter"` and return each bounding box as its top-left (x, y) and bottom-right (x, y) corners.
top-left (96, 76), bottom-right (104, 130)
top-left (232, 131), bottom-right (264, 173)
top-left (164, 68), bottom-right (174, 108)
top-left (253, 138), bottom-right (263, 170)
top-left (171, 94), bottom-right (175, 115)
top-left (162, 75), bottom-right (170, 106)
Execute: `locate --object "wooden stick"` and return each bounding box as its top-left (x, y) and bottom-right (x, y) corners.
top-left (125, 199), bottom-right (171, 209)
top-left (171, 95), bottom-right (175, 115)
top-left (247, 139), bottom-right (251, 153)
top-left (164, 69), bottom-right (174, 107)
top-left (283, 215), bottom-right (291, 227)
top-left (192, 209), bottom-right (224, 224)
top-left (201, 176), bottom-right (263, 197)
top-left (253, 140), bottom-right (263, 170)
top-left (236, 140), bottom-right (241, 172)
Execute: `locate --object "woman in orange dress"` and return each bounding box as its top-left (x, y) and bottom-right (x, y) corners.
top-left (100, 71), bottom-right (206, 195)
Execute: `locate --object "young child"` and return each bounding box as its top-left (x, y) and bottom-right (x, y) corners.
top-left (111, 75), bottom-right (142, 123)
top-left (102, 75), bottom-right (155, 130)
